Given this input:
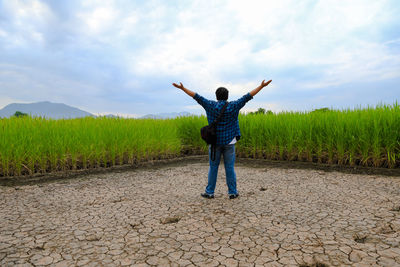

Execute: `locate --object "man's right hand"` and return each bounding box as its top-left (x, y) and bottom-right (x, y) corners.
top-left (250, 79), bottom-right (272, 97)
top-left (172, 82), bottom-right (185, 90)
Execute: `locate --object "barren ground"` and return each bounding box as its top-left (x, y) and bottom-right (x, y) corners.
top-left (1, 156), bottom-right (399, 266)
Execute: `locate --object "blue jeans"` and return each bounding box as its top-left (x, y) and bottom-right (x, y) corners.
top-left (205, 144), bottom-right (237, 195)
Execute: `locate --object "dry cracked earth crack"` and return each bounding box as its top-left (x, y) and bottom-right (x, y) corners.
top-left (1, 161), bottom-right (399, 266)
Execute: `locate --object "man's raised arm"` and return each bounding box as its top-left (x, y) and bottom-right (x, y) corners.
top-left (249, 79), bottom-right (272, 97)
top-left (172, 82), bottom-right (195, 97)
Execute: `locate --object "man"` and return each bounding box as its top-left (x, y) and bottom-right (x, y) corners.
top-left (173, 79), bottom-right (272, 199)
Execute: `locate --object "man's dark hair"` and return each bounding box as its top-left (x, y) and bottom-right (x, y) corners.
top-left (215, 87), bottom-right (229, 101)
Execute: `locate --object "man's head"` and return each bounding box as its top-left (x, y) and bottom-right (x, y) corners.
top-left (216, 87), bottom-right (229, 101)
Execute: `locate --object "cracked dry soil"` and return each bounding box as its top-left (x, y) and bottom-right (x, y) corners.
top-left (0, 159), bottom-right (400, 266)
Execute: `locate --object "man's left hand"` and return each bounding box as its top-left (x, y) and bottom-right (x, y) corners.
top-left (260, 80), bottom-right (272, 88)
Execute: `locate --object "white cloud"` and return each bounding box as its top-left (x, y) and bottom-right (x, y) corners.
top-left (77, 6), bottom-right (118, 35)
top-left (241, 101), bottom-right (284, 114)
top-left (0, 64), bottom-right (102, 104)
top-left (128, 0), bottom-right (399, 93)
top-left (385, 38), bottom-right (400, 45)
top-left (8, 0), bottom-right (52, 21)
top-left (2, 0), bottom-right (53, 46)
top-left (184, 105), bottom-right (203, 111)
top-left (0, 28), bottom-right (7, 38)
top-left (0, 0), bottom-right (398, 114)
top-left (300, 40), bottom-right (400, 89)
top-left (118, 13), bottom-right (139, 37)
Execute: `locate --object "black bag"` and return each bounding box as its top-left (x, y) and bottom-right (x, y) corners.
top-left (200, 102), bottom-right (229, 161)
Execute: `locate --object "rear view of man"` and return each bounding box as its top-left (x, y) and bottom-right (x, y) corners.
top-left (173, 79), bottom-right (272, 199)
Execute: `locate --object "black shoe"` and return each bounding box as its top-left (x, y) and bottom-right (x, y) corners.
top-left (201, 193), bottom-right (214, 199)
top-left (229, 193), bottom-right (239, 199)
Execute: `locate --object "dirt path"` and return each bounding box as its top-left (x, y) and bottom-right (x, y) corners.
top-left (1, 159), bottom-right (399, 266)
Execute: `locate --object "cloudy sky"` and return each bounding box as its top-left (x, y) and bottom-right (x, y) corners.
top-left (0, 0), bottom-right (399, 117)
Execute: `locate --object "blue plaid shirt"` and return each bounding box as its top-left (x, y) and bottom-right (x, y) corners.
top-left (193, 93), bottom-right (253, 145)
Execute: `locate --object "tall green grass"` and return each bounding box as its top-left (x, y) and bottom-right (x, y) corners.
top-left (0, 116), bottom-right (182, 176)
top-left (0, 103), bottom-right (399, 177)
top-left (237, 103), bottom-right (400, 167)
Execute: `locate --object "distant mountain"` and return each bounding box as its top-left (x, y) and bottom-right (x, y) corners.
top-left (0, 101), bottom-right (94, 119)
top-left (98, 114), bottom-right (119, 118)
top-left (140, 112), bottom-right (192, 119)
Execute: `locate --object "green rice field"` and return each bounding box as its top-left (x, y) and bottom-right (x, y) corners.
top-left (1, 103), bottom-right (399, 177)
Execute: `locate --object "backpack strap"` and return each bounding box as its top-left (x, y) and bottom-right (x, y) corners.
top-left (211, 101), bottom-right (229, 125)
top-left (210, 101), bottom-right (229, 161)
top-left (211, 145), bottom-right (216, 161)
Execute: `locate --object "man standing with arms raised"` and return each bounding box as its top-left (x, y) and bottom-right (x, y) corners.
top-left (173, 79), bottom-right (272, 199)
